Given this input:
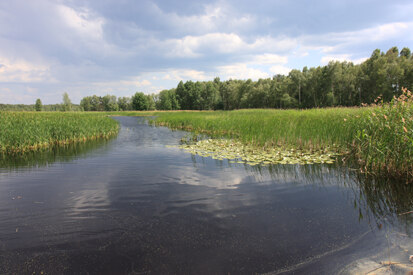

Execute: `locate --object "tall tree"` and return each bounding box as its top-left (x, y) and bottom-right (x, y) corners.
top-left (102, 95), bottom-right (119, 111)
top-left (35, 99), bottom-right (42, 112)
top-left (62, 92), bottom-right (72, 111)
top-left (118, 97), bottom-right (132, 111)
top-left (132, 92), bottom-right (149, 111)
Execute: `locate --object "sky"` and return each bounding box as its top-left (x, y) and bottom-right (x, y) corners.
top-left (0, 0), bottom-right (412, 104)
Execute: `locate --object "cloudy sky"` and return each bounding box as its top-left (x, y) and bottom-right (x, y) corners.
top-left (0, 0), bottom-right (412, 104)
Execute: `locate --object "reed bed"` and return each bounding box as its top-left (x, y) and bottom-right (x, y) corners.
top-left (0, 112), bottom-right (119, 154)
top-left (153, 108), bottom-right (368, 150)
top-left (352, 89), bottom-right (413, 182)
top-left (151, 104), bottom-right (412, 183)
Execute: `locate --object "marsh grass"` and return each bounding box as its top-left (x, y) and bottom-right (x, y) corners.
top-left (352, 88), bottom-right (413, 182)
top-left (151, 105), bottom-right (412, 183)
top-left (0, 112), bottom-right (119, 154)
top-left (153, 108), bottom-right (368, 150)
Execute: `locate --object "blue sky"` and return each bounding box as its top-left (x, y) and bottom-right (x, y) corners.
top-left (0, 0), bottom-right (412, 104)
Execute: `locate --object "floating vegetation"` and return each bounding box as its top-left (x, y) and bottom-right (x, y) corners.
top-left (171, 139), bottom-right (339, 166)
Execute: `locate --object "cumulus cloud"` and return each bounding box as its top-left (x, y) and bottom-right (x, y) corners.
top-left (164, 33), bottom-right (296, 58)
top-left (0, 56), bottom-right (53, 83)
top-left (300, 21), bottom-right (413, 58)
top-left (250, 54), bottom-right (288, 65)
top-left (320, 55), bottom-right (368, 65)
top-left (166, 3), bottom-right (256, 36)
top-left (0, 0), bottom-right (412, 103)
top-left (218, 64), bottom-right (270, 80)
top-left (269, 65), bottom-right (292, 75)
top-left (57, 5), bottom-right (104, 42)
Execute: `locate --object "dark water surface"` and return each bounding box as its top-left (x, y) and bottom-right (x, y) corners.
top-left (1, 117), bottom-right (412, 274)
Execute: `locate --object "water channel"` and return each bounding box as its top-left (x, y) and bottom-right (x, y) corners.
top-left (0, 116), bottom-right (412, 274)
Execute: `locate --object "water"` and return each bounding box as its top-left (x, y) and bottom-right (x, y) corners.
top-left (0, 117), bottom-right (412, 274)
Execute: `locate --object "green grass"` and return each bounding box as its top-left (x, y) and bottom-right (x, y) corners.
top-left (149, 101), bottom-right (412, 182)
top-left (152, 108), bottom-right (367, 149)
top-left (351, 90), bottom-right (413, 182)
top-left (0, 112), bottom-right (119, 154)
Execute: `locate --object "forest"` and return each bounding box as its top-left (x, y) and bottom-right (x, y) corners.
top-left (80, 46), bottom-right (412, 111)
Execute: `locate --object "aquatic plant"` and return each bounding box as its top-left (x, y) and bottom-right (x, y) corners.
top-left (0, 112), bottom-right (119, 154)
top-left (152, 105), bottom-right (411, 182)
top-left (352, 88), bottom-right (413, 182)
top-left (172, 138), bottom-right (338, 165)
top-left (153, 108), bottom-right (366, 150)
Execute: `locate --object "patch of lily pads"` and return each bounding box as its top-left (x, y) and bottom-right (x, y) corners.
top-left (169, 139), bottom-right (339, 166)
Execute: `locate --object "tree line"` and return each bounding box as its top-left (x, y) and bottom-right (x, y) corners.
top-left (1, 93), bottom-right (80, 112)
top-left (82, 46), bottom-right (412, 111)
top-left (1, 46), bottom-right (411, 112)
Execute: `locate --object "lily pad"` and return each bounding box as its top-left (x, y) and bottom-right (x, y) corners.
top-left (169, 138), bottom-right (339, 166)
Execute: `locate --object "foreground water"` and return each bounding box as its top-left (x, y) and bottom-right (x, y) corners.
top-left (0, 117), bottom-right (412, 274)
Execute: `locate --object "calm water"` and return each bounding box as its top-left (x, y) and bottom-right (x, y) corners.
top-left (0, 117), bottom-right (412, 274)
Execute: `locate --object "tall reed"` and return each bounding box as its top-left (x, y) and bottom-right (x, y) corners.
top-left (0, 112), bottom-right (119, 154)
top-left (151, 105), bottom-right (412, 183)
top-left (153, 108), bottom-right (368, 150)
top-left (352, 88), bottom-right (413, 182)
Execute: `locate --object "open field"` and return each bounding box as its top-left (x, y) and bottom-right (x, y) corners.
top-left (0, 112), bottom-right (119, 154)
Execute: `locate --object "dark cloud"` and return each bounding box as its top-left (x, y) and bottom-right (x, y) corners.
top-left (231, 0), bottom-right (413, 36)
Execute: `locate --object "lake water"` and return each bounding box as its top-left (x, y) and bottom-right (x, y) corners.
top-left (1, 116), bottom-right (412, 274)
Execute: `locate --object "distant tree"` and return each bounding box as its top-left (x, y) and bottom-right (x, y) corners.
top-left (157, 90), bottom-right (173, 110)
top-left (117, 97), bottom-right (132, 111)
top-left (102, 95), bottom-right (119, 111)
top-left (35, 99), bottom-right (42, 111)
top-left (146, 94), bottom-right (156, 110)
top-left (80, 96), bottom-right (91, 111)
top-left (90, 95), bottom-right (104, 111)
top-left (201, 82), bottom-right (219, 110)
top-left (288, 69), bottom-right (303, 107)
top-left (132, 92), bottom-right (148, 111)
top-left (175, 81), bottom-right (187, 109)
top-left (62, 92), bottom-right (72, 111)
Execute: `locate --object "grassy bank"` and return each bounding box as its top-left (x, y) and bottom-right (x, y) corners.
top-left (151, 92), bottom-right (412, 182)
top-left (153, 108), bottom-right (367, 150)
top-left (0, 112), bottom-right (119, 154)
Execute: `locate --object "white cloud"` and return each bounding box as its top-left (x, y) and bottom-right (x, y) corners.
top-left (160, 69), bottom-right (211, 81)
top-left (301, 21), bottom-right (413, 54)
top-left (0, 56), bottom-right (53, 83)
top-left (0, 87), bottom-right (41, 104)
top-left (269, 65), bottom-right (292, 75)
top-left (320, 55), bottom-right (367, 65)
top-left (320, 54), bottom-right (352, 64)
top-left (138, 79), bottom-right (151, 86)
top-left (165, 33), bottom-right (243, 57)
top-left (165, 33), bottom-right (297, 58)
top-left (57, 5), bottom-right (104, 42)
top-left (249, 53), bottom-right (288, 65)
top-left (218, 63), bottom-right (270, 80)
top-left (164, 2), bottom-right (256, 35)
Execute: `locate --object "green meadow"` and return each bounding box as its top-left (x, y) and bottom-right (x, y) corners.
top-left (0, 112), bottom-right (119, 154)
